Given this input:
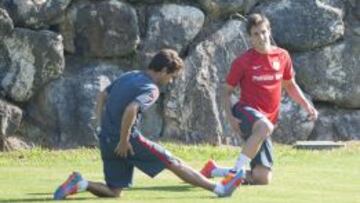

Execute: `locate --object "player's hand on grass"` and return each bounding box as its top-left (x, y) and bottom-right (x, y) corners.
top-left (115, 140), bottom-right (135, 158)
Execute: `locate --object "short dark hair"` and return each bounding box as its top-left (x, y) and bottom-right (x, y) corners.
top-left (148, 49), bottom-right (184, 74)
top-left (246, 13), bottom-right (271, 34)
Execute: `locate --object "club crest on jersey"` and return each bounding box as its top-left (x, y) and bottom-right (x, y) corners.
top-left (272, 61), bottom-right (280, 71)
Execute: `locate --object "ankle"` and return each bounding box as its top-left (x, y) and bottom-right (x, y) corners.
top-left (213, 183), bottom-right (224, 195)
top-left (77, 179), bottom-right (89, 192)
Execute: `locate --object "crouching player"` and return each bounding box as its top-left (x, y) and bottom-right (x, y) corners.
top-left (200, 13), bottom-right (318, 186)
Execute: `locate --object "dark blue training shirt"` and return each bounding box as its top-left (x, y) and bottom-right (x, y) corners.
top-left (100, 71), bottom-right (159, 140)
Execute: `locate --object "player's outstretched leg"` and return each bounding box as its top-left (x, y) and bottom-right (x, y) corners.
top-left (168, 159), bottom-right (244, 197)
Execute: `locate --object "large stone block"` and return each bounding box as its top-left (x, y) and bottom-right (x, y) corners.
top-left (0, 28), bottom-right (64, 102)
top-left (60, 0), bottom-right (140, 57)
top-left (255, 0), bottom-right (344, 51)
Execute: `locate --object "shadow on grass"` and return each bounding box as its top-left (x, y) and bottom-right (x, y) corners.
top-left (26, 192), bottom-right (52, 196)
top-left (129, 184), bottom-right (194, 192)
top-left (128, 185), bottom-right (216, 200)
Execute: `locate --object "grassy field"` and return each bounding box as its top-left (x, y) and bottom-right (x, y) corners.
top-left (0, 142), bottom-right (359, 203)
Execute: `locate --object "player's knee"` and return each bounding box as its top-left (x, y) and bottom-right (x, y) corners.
top-left (251, 165), bottom-right (272, 185)
top-left (253, 175), bottom-right (271, 185)
top-left (253, 119), bottom-right (274, 139)
top-left (252, 170), bottom-right (272, 185)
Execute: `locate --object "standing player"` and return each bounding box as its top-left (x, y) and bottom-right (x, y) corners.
top-left (53, 49), bottom-right (240, 200)
top-left (200, 13), bottom-right (318, 185)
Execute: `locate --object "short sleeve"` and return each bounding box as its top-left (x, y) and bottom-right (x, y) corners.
top-left (283, 52), bottom-right (295, 80)
top-left (105, 78), bottom-right (120, 93)
top-left (226, 58), bottom-right (244, 87)
top-left (134, 85), bottom-right (159, 111)
top-left (105, 83), bottom-right (114, 93)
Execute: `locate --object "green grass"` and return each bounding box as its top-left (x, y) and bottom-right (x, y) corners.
top-left (0, 142), bottom-right (359, 203)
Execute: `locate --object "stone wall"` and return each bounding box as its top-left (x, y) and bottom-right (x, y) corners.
top-left (0, 0), bottom-right (359, 149)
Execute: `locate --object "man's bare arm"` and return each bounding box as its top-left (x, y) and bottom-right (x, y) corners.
top-left (283, 79), bottom-right (318, 120)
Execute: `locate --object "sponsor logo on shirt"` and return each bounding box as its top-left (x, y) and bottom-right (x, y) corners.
top-left (252, 73), bottom-right (283, 82)
top-left (272, 61), bottom-right (280, 71)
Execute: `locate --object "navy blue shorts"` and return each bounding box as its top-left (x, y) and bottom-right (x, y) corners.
top-left (232, 103), bottom-right (274, 170)
top-left (99, 132), bottom-right (179, 188)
